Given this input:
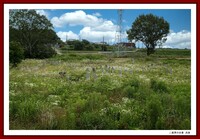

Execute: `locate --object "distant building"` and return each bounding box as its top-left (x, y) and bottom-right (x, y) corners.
top-left (118, 42), bottom-right (136, 48)
top-left (94, 42), bottom-right (107, 45)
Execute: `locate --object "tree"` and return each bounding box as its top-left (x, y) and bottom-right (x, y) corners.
top-left (82, 39), bottom-right (90, 46)
top-left (9, 41), bottom-right (24, 67)
top-left (127, 14), bottom-right (169, 55)
top-left (9, 9), bottom-right (60, 58)
top-left (32, 44), bottom-right (57, 59)
top-left (66, 40), bottom-right (84, 50)
top-left (74, 40), bottom-right (84, 50)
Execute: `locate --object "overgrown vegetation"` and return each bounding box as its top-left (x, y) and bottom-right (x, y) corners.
top-left (9, 41), bottom-right (24, 67)
top-left (9, 49), bottom-right (191, 130)
top-left (9, 9), bottom-right (59, 61)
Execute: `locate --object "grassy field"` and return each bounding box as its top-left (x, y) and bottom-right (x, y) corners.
top-left (9, 48), bottom-right (191, 130)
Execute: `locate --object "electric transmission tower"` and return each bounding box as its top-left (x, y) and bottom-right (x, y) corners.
top-left (116, 9), bottom-right (123, 56)
top-left (117, 9), bottom-right (123, 44)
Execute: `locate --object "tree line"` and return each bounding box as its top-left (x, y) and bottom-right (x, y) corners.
top-left (61, 39), bottom-right (108, 51)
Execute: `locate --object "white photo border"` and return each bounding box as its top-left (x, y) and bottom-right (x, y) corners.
top-left (4, 4), bottom-right (196, 136)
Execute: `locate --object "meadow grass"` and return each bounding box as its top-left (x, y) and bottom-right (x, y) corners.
top-left (9, 49), bottom-right (191, 130)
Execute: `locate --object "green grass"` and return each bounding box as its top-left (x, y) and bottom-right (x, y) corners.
top-left (9, 48), bottom-right (191, 130)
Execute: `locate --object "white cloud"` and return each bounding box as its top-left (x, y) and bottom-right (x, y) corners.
top-left (93, 12), bottom-right (101, 17)
top-left (91, 20), bottom-right (117, 31)
top-left (79, 27), bottom-right (117, 43)
top-left (36, 10), bottom-right (49, 19)
top-left (50, 10), bottom-right (117, 32)
top-left (52, 10), bottom-right (120, 44)
top-left (163, 30), bottom-right (191, 49)
top-left (51, 10), bottom-right (103, 28)
top-left (56, 27), bottom-right (127, 44)
top-left (57, 31), bottom-right (79, 42)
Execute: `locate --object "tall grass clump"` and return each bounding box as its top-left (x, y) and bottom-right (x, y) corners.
top-left (150, 79), bottom-right (169, 93)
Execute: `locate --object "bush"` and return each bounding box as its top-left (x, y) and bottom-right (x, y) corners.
top-left (150, 79), bottom-right (168, 93)
top-left (73, 40), bottom-right (84, 50)
top-left (123, 86), bottom-right (136, 98)
top-left (84, 44), bottom-right (94, 50)
top-left (101, 45), bottom-right (107, 51)
top-left (32, 45), bottom-right (57, 59)
top-left (146, 97), bottom-right (162, 129)
top-left (10, 97), bottom-right (40, 124)
top-left (9, 41), bottom-right (24, 67)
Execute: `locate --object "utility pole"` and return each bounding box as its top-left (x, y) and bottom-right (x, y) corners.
top-left (66, 34), bottom-right (68, 43)
top-left (79, 35), bottom-right (81, 41)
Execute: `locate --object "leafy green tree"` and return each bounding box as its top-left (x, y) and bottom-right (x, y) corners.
top-left (127, 14), bottom-right (169, 55)
top-left (84, 44), bottom-right (94, 51)
top-left (9, 9), bottom-right (60, 58)
top-left (82, 39), bottom-right (90, 46)
top-left (32, 45), bottom-right (57, 59)
top-left (74, 40), bottom-right (84, 50)
top-left (9, 41), bottom-right (24, 67)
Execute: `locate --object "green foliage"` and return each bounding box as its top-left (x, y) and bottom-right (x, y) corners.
top-left (66, 40), bottom-right (84, 50)
top-left (54, 53), bottom-right (106, 61)
top-left (78, 111), bottom-right (117, 129)
top-left (9, 9), bottom-right (60, 59)
top-left (85, 44), bottom-right (95, 50)
top-left (127, 14), bottom-right (169, 55)
top-left (9, 41), bottom-right (24, 67)
top-left (9, 50), bottom-right (191, 130)
top-left (150, 79), bottom-right (169, 93)
top-left (123, 86), bottom-right (136, 98)
top-left (101, 45), bottom-right (107, 51)
top-left (32, 45), bottom-right (57, 59)
top-left (82, 39), bottom-right (90, 46)
top-left (9, 94), bottom-right (41, 125)
top-left (74, 40), bottom-right (84, 50)
top-left (154, 48), bottom-right (191, 57)
top-left (145, 95), bottom-right (162, 129)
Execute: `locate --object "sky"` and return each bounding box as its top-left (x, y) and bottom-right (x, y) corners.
top-left (36, 9), bottom-right (191, 49)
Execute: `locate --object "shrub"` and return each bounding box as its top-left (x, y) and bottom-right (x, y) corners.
top-left (84, 44), bottom-right (94, 50)
top-left (9, 41), bottom-right (24, 67)
top-left (101, 45), bottom-right (107, 51)
top-left (150, 79), bottom-right (168, 93)
top-left (78, 112), bottom-right (117, 129)
top-left (123, 86), bottom-right (136, 98)
top-left (146, 97), bottom-right (162, 129)
top-left (32, 45), bottom-right (57, 59)
top-left (73, 40), bottom-right (84, 50)
top-left (9, 98), bottom-right (40, 124)
top-left (60, 46), bottom-right (68, 50)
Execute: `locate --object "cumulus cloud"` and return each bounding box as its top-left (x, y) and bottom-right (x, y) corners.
top-left (52, 10), bottom-right (120, 43)
top-left (163, 30), bottom-right (191, 49)
top-left (79, 27), bottom-right (118, 43)
top-left (51, 10), bottom-right (104, 28)
top-left (36, 10), bottom-right (49, 19)
top-left (57, 31), bottom-right (79, 42)
top-left (93, 12), bottom-right (101, 17)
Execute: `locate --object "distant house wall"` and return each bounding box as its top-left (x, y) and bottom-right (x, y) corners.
top-left (119, 42), bottom-right (136, 48)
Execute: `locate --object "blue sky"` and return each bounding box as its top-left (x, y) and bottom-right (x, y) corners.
top-left (36, 9), bottom-right (191, 49)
